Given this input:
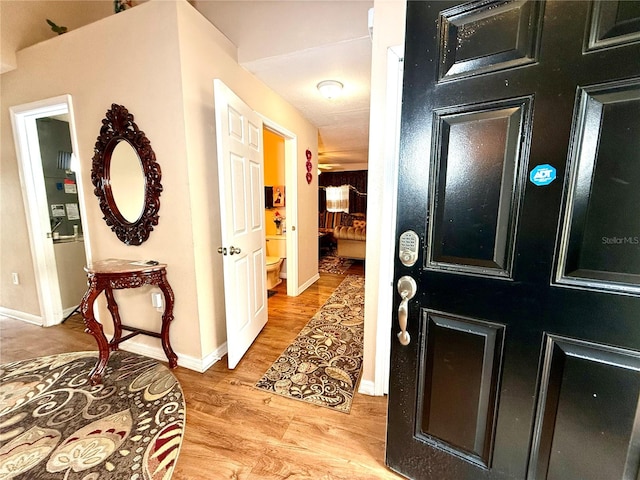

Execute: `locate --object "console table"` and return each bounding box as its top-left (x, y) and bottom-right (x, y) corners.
top-left (80, 259), bottom-right (177, 384)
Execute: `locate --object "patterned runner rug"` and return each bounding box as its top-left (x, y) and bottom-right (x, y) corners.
top-left (0, 350), bottom-right (185, 479)
top-left (318, 251), bottom-right (354, 274)
top-left (255, 275), bottom-right (364, 413)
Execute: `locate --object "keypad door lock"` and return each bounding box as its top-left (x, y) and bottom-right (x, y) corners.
top-left (399, 230), bottom-right (419, 267)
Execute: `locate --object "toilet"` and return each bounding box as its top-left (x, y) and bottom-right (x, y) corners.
top-left (266, 235), bottom-right (286, 290)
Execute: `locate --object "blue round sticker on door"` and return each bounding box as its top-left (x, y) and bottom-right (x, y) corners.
top-left (530, 164), bottom-right (556, 186)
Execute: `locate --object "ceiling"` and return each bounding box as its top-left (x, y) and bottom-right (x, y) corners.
top-left (192, 1), bottom-right (374, 171)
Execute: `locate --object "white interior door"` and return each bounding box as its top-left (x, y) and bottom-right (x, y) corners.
top-left (214, 79), bottom-right (268, 369)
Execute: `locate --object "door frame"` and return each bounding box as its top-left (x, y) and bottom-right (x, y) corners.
top-left (259, 114), bottom-right (299, 297)
top-left (9, 95), bottom-right (90, 326)
top-left (371, 45), bottom-right (404, 395)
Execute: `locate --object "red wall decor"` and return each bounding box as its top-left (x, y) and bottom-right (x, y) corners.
top-left (305, 149), bottom-right (313, 184)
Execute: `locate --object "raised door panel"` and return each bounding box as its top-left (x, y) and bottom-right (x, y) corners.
top-left (232, 254), bottom-right (251, 333)
top-left (438, 0), bottom-right (544, 81)
top-left (416, 311), bottom-right (505, 467)
top-left (557, 79), bottom-right (640, 294)
top-left (230, 152), bottom-right (247, 235)
top-left (250, 160), bottom-right (262, 231)
top-left (429, 97), bottom-right (532, 278)
top-left (252, 248), bottom-right (265, 316)
top-left (529, 335), bottom-right (640, 480)
top-left (587, 0), bottom-right (640, 51)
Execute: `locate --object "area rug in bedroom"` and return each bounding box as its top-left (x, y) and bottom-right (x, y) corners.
top-left (0, 350), bottom-right (185, 479)
top-left (318, 252), bottom-right (354, 275)
top-left (255, 275), bottom-right (364, 413)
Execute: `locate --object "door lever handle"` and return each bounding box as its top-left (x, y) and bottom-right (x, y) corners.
top-left (397, 276), bottom-right (417, 346)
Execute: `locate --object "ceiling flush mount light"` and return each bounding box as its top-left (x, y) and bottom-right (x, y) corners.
top-left (317, 80), bottom-right (344, 99)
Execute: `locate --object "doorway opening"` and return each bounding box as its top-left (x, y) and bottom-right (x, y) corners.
top-left (10, 95), bottom-right (91, 327)
top-left (260, 116), bottom-right (299, 297)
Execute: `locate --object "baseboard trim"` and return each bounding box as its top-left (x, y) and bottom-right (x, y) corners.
top-left (0, 307), bottom-right (43, 326)
top-left (200, 342), bottom-right (227, 372)
top-left (0, 308), bottom-right (228, 373)
top-left (118, 339), bottom-right (227, 373)
top-left (298, 273), bottom-right (320, 295)
top-left (358, 379), bottom-right (378, 396)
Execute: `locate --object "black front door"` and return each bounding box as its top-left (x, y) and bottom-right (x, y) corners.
top-left (387, 1), bottom-right (640, 479)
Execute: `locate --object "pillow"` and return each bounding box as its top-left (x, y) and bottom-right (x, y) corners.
top-left (340, 214), bottom-right (354, 226)
top-left (352, 219), bottom-right (366, 229)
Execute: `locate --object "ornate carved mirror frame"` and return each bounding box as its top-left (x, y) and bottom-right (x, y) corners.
top-left (91, 104), bottom-right (162, 245)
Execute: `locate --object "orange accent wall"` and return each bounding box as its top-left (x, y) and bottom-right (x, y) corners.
top-left (264, 127), bottom-right (286, 236)
top-left (264, 128), bottom-right (285, 186)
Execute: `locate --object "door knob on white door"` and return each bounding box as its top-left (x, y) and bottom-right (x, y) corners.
top-left (397, 276), bottom-right (417, 346)
top-left (229, 246), bottom-right (241, 255)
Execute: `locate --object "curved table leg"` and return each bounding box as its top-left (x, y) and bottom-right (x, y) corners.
top-left (104, 287), bottom-right (122, 351)
top-left (80, 277), bottom-right (109, 385)
top-left (158, 272), bottom-right (178, 368)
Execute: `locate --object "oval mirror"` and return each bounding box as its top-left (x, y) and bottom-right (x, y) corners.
top-left (91, 104), bottom-right (162, 245)
top-left (109, 140), bottom-right (145, 222)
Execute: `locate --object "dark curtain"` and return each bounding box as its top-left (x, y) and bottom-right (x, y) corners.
top-left (319, 170), bottom-right (368, 214)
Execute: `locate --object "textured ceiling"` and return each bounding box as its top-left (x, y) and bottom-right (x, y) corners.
top-left (193, 0), bottom-right (373, 171)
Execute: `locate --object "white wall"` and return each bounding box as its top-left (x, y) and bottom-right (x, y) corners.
top-left (1, 0), bottom-right (319, 371)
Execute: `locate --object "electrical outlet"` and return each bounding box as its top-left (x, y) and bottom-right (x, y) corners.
top-left (11, 273), bottom-right (19, 285)
top-left (151, 292), bottom-right (163, 309)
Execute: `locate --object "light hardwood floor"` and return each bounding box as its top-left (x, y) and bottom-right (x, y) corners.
top-left (0, 261), bottom-right (404, 480)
